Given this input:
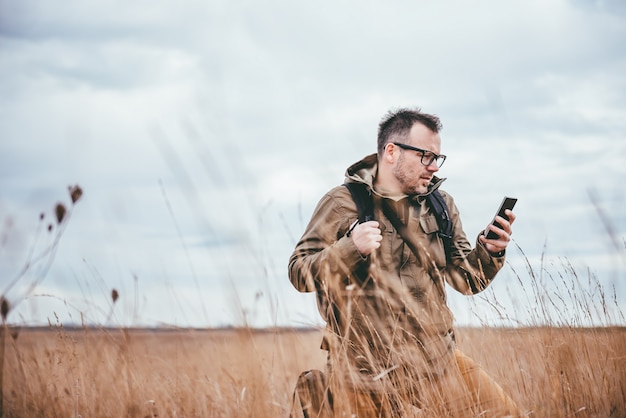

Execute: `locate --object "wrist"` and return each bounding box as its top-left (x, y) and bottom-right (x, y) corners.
top-left (491, 249), bottom-right (505, 257)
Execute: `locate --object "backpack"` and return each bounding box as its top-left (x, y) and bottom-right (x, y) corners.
top-left (343, 182), bottom-right (454, 260)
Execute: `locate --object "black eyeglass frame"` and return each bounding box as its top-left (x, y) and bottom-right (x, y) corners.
top-left (392, 142), bottom-right (447, 168)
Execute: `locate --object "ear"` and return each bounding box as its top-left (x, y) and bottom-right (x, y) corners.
top-left (383, 142), bottom-right (397, 164)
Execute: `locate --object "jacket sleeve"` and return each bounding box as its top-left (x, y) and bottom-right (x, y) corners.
top-left (442, 194), bottom-right (506, 295)
top-left (288, 189), bottom-right (366, 293)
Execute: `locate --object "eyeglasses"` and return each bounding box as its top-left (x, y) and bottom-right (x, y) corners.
top-left (392, 142), bottom-right (447, 168)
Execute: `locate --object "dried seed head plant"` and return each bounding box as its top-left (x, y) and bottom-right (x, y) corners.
top-left (0, 185), bottom-right (82, 417)
top-left (1, 184), bottom-right (83, 318)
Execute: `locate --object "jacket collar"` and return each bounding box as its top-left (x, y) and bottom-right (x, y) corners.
top-left (345, 154), bottom-right (446, 201)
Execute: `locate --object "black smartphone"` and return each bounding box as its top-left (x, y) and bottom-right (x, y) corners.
top-left (485, 197), bottom-right (518, 239)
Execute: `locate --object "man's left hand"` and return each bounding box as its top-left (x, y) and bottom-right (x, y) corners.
top-left (479, 209), bottom-right (516, 255)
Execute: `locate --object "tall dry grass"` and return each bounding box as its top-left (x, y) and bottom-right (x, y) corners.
top-left (0, 324), bottom-right (624, 417)
top-left (2, 243), bottom-right (626, 417)
top-left (1, 325), bottom-right (325, 417)
top-left (1, 186), bottom-right (624, 417)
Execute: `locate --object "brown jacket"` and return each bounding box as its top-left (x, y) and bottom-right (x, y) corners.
top-left (288, 154), bottom-right (505, 388)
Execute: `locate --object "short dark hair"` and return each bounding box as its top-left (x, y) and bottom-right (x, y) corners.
top-left (377, 107), bottom-right (443, 157)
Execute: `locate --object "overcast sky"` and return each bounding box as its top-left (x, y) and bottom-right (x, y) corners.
top-left (1, 0), bottom-right (625, 329)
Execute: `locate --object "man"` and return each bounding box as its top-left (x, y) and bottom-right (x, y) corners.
top-left (288, 108), bottom-right (521, 417)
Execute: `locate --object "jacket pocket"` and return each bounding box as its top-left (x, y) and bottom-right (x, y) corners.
top-left (419, 213), bottom-right (439, 235)
top-left (418, 214), bottom-right (446, 267)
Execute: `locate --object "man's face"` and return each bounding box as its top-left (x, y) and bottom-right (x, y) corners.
top-left (391, 123), bottom-right (442, 195)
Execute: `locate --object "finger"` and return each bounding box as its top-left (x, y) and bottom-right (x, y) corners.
top-left (353, 221), bottom-right (380, 235)
top-left (361, 220), bottom-right (379, 228)
top-left (494, 216), bottom-right (512, 235)
top-left (484, 224), bottom-right (507, 241)
top-left (505, 209), bottom-right (516, 225)
top-left (480, 234), bottom-right (509, 256)
top-left (495, 224), bottom-right (511, 241)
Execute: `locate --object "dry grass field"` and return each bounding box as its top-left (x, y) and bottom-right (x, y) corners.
top-left (3, 179), bottom-right (624, 417)
top-left (1, 325), bottom-right (624, 417)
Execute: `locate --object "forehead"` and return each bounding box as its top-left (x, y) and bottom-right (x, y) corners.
top-left (406, 123), bottom-right (441, 153)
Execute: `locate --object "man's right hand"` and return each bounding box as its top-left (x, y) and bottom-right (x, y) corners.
top-left (350, 220), bottom-right (382, 256)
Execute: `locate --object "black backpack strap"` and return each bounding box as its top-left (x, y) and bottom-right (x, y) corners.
top-left (343, 183), bottom-right (374, 223)
top-left (425, 190), bottom-right (454, 260)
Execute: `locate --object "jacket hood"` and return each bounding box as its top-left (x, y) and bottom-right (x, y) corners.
top-left (344, 153), bottom-right (446, 199)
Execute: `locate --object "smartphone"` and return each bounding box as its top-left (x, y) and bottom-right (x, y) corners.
top-left (485, 197), bottom-right (518, 239)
